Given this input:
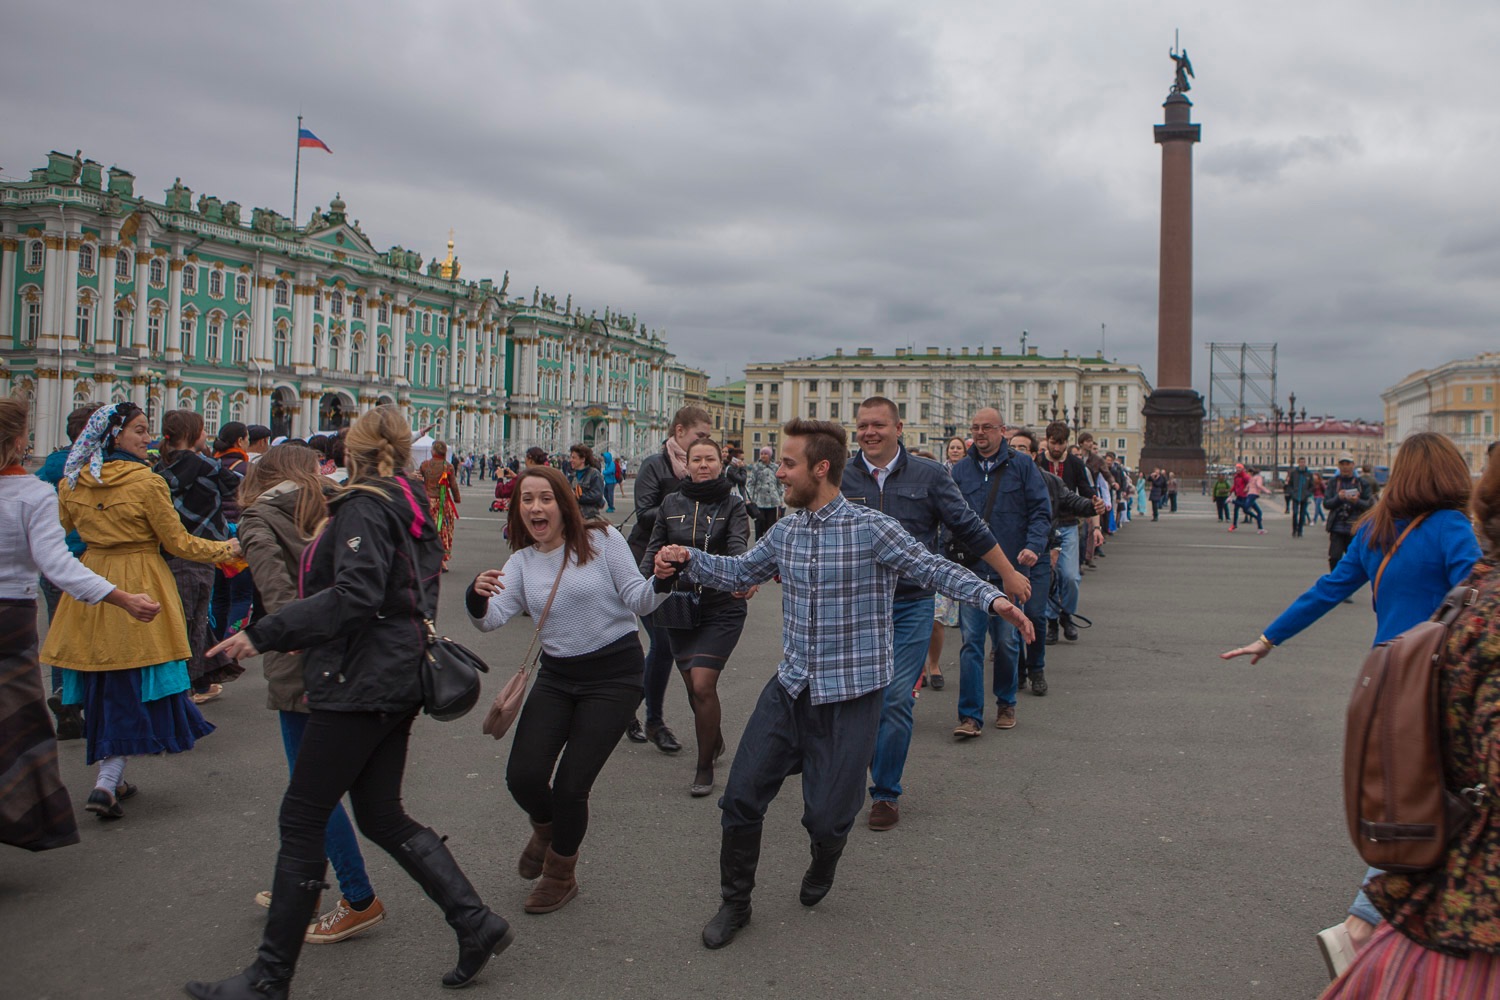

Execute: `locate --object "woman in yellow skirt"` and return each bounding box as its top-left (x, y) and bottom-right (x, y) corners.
top-left (42, 403), bottom-right (239, 820)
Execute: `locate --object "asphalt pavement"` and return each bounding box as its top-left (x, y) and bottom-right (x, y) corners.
top-left (1, 487), bottom-right (1372, 1000)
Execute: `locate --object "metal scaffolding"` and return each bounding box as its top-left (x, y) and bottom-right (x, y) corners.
top-left (1204, 342), bottom-right (1278, 468)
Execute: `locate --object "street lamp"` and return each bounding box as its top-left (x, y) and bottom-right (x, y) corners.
top-left (1050, 389), bottom-right (1058, 422)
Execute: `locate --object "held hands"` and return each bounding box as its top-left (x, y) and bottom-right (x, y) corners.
top-left (226, 538), bottom-right (243, 558)
top-left (208, 631), bottom-right (260, 662)
top-left (1092, 527), bottom-right (1105, 547)
top-left (1092, 497), bottom-right (1109, 515)
top-left (731, 585), bottom-right (760, 600)
top-left (473, 569), bottom-right (506, 598)
top-left (1220, 637), bottom-right (1274, 664)
top-left (1001, 569), bottom-right (1032, 604)
top-left (991, 597), bottom-right (1036, 643)
top-left (654, 545), bottom-right (692, 579)
top-left (1017, 548), bottom-right (1039, 568)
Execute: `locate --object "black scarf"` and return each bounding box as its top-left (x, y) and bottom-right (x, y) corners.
top-left (679, 476), bottom-right (733, 503)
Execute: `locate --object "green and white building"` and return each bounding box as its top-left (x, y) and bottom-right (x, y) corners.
top-left (1, 150), bottom-right (676, 458)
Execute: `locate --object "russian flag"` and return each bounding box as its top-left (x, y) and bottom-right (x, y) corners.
top-left (298, 128), bottom-right (332, 153)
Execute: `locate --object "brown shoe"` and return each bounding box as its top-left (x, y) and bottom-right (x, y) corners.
top-left (305, 896), bottom-right (386, 944)
top-left (868, 800), bottom-right (899, 832)
top-left (952, 718), bottom-right (983, 739)
top-left (523, 847), bottom-right (579, 914)
top-left (518, 820), bottom-right (552, 880)
top-left (994, 705), bottom-right (1017, 729)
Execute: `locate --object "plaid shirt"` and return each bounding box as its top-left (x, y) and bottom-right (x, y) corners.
top-left (684, 493), bottom-right (1003, 705)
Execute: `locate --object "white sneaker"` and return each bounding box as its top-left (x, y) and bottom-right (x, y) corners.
top-left (1316, 923), bottom-right (1358, 981)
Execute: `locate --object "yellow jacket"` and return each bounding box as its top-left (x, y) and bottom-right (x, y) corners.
top-left (39, 460), bottom-right (237, 672)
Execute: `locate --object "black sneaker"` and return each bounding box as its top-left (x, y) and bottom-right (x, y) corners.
top-left (1030, 674), bottom-right (1048, 696)
top-left (47, 694), bottom-right (83, 741)
top-left (1061, 614), bottom-right (1080, 642)
top-left (625, 717), bottom-right (648, 743)
top-left (1045, 620), bottom-right (1059, 646)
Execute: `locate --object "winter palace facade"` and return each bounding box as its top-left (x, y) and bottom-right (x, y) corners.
top-left (1, 150), bottom-right (680, 457)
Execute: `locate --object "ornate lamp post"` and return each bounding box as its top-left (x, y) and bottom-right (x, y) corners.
top-left (1050, 389), bottom-right (1059, 423)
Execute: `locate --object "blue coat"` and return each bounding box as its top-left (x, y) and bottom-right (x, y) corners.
top-left (949, 441), bottom-right (1052, 581)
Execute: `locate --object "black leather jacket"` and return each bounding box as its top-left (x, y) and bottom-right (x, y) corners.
top-left (641, 489), bottom-right (752, 603)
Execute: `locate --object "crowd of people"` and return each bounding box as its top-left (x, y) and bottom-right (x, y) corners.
top-left (5, 385), bottom-right (1495, 998)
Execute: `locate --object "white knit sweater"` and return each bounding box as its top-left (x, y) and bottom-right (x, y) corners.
top-left (0, 475), bottom-right (115, 604)
top-left (468, 525), bottom-right (667, 657)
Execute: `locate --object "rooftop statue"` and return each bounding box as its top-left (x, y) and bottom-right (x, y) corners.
top-left (1170, 45), bottom-right (1194, 94)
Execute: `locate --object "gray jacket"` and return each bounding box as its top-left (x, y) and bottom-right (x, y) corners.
top-left (840, 444), bottom-right (999, 602)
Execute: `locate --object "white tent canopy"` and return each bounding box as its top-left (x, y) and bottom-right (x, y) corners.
top-left (410, 433), bottom-right (435, 466)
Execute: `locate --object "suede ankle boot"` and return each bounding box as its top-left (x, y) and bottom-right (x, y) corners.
top-left (702, 828), bottom-right (761, 949)
top-left (523, 847), bottom-right (579, 914)
top-left (185, 857), bottom-right (328, 999)
top-left (394, 827), bottom-right (515, 989)
top-left (518, 820), bottom-right (552, 880)
top-left (799, 836), bottom-right (847, 907)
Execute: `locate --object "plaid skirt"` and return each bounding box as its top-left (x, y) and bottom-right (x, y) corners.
top-left (1321, 923), bottom-right (1500, 1000)
top-left (0, 600), bottom-right (79, 852)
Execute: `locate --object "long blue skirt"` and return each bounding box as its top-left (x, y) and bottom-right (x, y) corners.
top-left (63, 666), bottom-right (215, 765)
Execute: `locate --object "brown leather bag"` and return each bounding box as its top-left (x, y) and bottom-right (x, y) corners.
top-left (1343, 518), bottom-right (1480, 872)
top-left (481, 558), bottom-right (567, 740)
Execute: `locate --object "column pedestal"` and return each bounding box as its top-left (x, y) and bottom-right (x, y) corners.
top-left (1140, 387), bottom-right (1206, 477)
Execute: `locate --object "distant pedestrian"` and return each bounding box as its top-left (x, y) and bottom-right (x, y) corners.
top-left (1325, 454), bottom-right (1374, 572)
top-left (1149, 468), bottom-right (1169, 521)
top-left (566, 444), bottom-right (606, 520)
top-left (1212, 472), bottom-right (1232, 521)
top-left (1167, 472), bottom-right (1179, 513)
top-left (744, 446), bottom-right (785, 539)
top-left (601, 447), bottom-right (618, 512)
top-left (418, 440), bottom-right (461, 571)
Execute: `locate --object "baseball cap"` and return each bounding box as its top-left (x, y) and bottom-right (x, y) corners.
top-left (1337, 453), bottom-right (1355, 464)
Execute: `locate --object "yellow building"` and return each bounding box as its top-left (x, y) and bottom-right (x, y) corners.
top-left (744, 346), bottom-right (1151, 465)
top-left (1232, 416), bottom-right (1384, 472)
top-left (1382, 351), bottom-right (1500, 472)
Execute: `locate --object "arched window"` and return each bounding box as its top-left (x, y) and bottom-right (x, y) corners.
top-left (147, 392), bottom-right (160, 424)
top-left (232, 319), bottom-right (248, 363)
top-left (27, 241), bottom-right (44, 270)
top-left (204, 398), bottom-right (221, 436)
top-left (378, 300), bottom-right (389, 324)
top-left (178, 390), bottom-right (196, 412)
top-left (235, 274), bottom-right (249, 302)
top-left (75, 302), bottom-right (93, 346)
top-left (273, 321), bottom-right (290, 367)
top-left (404, 344), bottom-right (415, 381)
top-left (208, 268), bottom-right (224, 298)
top-left (23, 291), bottom-right (41, 344)
top-left (351, 297), bottom-right (364, 320)
top-left (206, 313), bottom-right (223, 359)
top-left (115, 251), bottom-right (131, 282)
top-left (78, 243), bottom-right (96, 274)
top-left (182, 263), bottom-right (197, 293)
top-left (149, 257), bottom-right (166, 287)
top-left (230, 394), bottom-right (247, 424)
top-left (180, 311), bottom-right (196, 357)
top-left (147, 306), bottom-right (163, 354)
top-left (312, 326), bottom-right (322, 368)
top-left (436, 349), bottom-right (448, 384)
top-left (274, 280), bottom-right (289, 306)
top-left (350, 334), bottom-right (363, 374)
top-left (330, 290), bottom-right (344, 316)
top-left (329, 334), bottom-right (342, 372)
top-left (377, 336), bottom-right (391, 378)
top-left (113, 308), bottom-right (127, 343)
top-left (419, 346), bottom-right (432, 385)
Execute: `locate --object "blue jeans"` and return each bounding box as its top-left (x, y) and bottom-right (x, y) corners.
top-left (279, 711), bottom-right (375, 904)
top-left (642, 623), bottom-right (674, 727)
top-left (958, 599), bottom-right (1017, 725)
top-left (869, 597), bottom-right (936, 803)
top-left (1016, 559), bottom-right (1052, 674)
top-left (1349, 867), bottom-right (1383, 926)
top-left (1233, 496), bottom-right (1264, 529)
top-left (604, 481), bottom-right (617, 510)
top-left (1050, 525), bottom-right (1081, 622)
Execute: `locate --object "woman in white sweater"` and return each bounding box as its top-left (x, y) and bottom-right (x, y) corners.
top-left (467, 464), bottom-right (667, 914)
top-left (0, 397), bottom-right (159, 850)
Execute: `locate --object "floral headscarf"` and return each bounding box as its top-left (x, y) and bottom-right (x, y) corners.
top-left (63, 402), bottom-right (142, 486)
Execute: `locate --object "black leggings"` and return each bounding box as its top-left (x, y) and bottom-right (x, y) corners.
top-left (278, 709), bottom-right (424, 867)
top-left (506, 670), bottom-right (640, 857)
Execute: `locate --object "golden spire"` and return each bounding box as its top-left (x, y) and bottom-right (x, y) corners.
top-left (439, 228), bottom-right (460, 280)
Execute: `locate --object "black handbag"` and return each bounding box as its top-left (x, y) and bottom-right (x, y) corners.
top-left (653, 495), bottom-right (705, 629)
top-left (943, 463), bottom-right (1005, 567)
top-left (397, 520), bottom-right (490, 722)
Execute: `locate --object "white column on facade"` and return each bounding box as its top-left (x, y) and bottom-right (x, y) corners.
top-left (61, 234), bottom-right (81, 351)
top-left (97, 244), bottom-right (118, 359)
top-left (0, 238), bottom-right (15, 346)
top-left (165, 257), bottom-right (184, 362)
top-left (292, 280), bottom-right (313, 366)
top-left (132, 251), bottom-right (151, 353)
top-left (392, 296), bottom-right (409, 387)
top-left (39, 235), bottom-right (60, 351)
top-left (164, 366), bottom-right (180, 412)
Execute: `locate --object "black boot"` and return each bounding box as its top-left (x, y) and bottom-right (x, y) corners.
top-left (1060, 611), bottom-right (1079, 642)
top-left (799, 836), bottom-right (847, 907)
top-left (1045, 619), bottom-right (1059, 646)
top-left (394, 827), bottom-right (514, 989)
top-left (702, 828), bottom-right (760, 949)
top-left (185, 857), bottom-right (327, 999)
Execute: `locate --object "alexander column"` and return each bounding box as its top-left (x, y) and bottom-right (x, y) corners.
top-left (1140, 43), bottom-right (1207, 477)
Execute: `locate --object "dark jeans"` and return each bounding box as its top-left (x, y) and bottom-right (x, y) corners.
top-left (1291, 499), bottom-right (1310, 536)
top-left (1214, 496), bottom-right (1230, 521)
top-left (506, 669), bottom-right (640, 857)
top-left (1150, 499), bottom-right (1163, 521)
top-left (1168, 492), bottom-right (1177, 513)
top-left (38, 576), bottom-right (63, 692)
top-left (642, 623), bottom-right (674, 726)
top-left (1329, 531), bottom-right (1353, 572)
top-left (1019, 559), bottom-right (1052, 676)
top-left (720, 677), bottom-right (881, 843)
top-left (1233, 496), bottom-right (1264, 529)
top-left (278, 710), bottom-right (424, 871)
top-left (210, 569), bottom-right (255, 640)
top-left (750, 506), bottom-right (780, 540)
top-left (604, 481), bottom-right (617, 510)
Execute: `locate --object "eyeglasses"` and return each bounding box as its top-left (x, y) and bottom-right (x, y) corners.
top-left (969, 424), bottom-right (1001, 433)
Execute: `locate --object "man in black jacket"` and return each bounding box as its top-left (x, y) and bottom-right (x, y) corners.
top-left (624, 405), bottom-right (714, 752)
top-left (1037, 422), bottom-right (1098, 644)
top-left (840, 398), bottom-right (1031, 832)
top-left (1324, 454), bottom-right (1374, 572)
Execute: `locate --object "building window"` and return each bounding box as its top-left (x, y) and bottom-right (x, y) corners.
top-left (115, 252), bottom-right (131, 281)
top-left (314, 291), bottom-right (323, 312)
top-left (208, 268), bottom-right (224, 299)
top-left (377, 337), bottom-right (391, 378)
top-left (419, 346), bottom-right (432, 385)
top-left (754, 403), bottom-right (763, 420)
top-left (24, 299), bottom-right (41, 344)
top-left (182, 264), bottom-right (197, 293)
top-left (230, 395), bottom-right (246, 424)
top-left (27, 240), bottom-right (44, 270)
top-left (1117, 406), bottom-right (1127, 425)
top-left (874, 380), bottom-right (885, 394)
top-left (378, 300), bottom-right (389, 324)
top-left (235, 274), bottom-right (249, 302)
top-left (768, 403), bottom-right (778, 420)
top-left (148, 310), bottom-right (163, 353)
top-left (232, 321), bottom-right (247, 363)
top-left (204, 399), bottom-right (221, 436)
top-left (274, 280), bottom-right (289, 306)
top-left (897, 381), bottom-right (908, 394)
top-left (329, 334), bottom-right (342, 371)
top-left (350, 335), bottom-right (363, 374)
top-left (273, 322), bottom-right (290, 366)
top-left (829, 402), bottom-right (839, 420)
top-left (405, 344), bottom-right (415, 381)
top-left (113, 308), bottom-right (127, 343)
top-left (754, 383), bottom-right (763, 392)
top-left (180, 313), bottom-right (196, 357)
top-left (75, 303), bottom-right (93, 346)
top-left (311, 327), bottom-right (322, 368)
top-left (351, 297), bottom-right (364, 320)
top-left (1117, 438), bottom-right (1127, 451)
top-left (206, 315), bottom-right (223, 359)
top-left (807, 402), bottom-right (817, 419)
top-left (78, 243), bottom-right (96, 275)
top-left (330, 291), bottom-right (344, 316)
top-left (1013, 403), bottom-right (1025, 423)
top-left (149, 257), bottom-right (166, 287)
top-left (1082, 407), bottom-right (1092, 426)
top-left (1464, 386), bottom-right (1475, 402)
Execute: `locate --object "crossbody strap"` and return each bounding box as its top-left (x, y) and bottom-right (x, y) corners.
top-left (1372, 512), bottom-right (1429, 603)
top-left (519, 557), bottom-right (568, 673)
top-left (979, 461), bottom-right (1005, 521)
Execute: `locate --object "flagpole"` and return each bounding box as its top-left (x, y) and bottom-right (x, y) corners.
top-left (292, 114), bottom-right (303, 226)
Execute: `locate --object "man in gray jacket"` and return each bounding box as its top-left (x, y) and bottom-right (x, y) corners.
top-left (840, 397), bottom-right (1031, 832)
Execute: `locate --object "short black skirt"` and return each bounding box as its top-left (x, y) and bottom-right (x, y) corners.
top-left (664, 598), bottom-right (748, 671)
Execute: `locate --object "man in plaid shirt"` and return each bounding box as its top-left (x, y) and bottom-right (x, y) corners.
top-left (654, 418), bottom-right (1032, 950)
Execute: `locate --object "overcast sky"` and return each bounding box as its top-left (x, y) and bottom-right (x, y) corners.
top-left (4, 1), bottom-right (1497, 420)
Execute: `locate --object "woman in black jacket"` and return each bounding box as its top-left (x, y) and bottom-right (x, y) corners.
top-left (642, 438), bottom-right (755, 796)
top-left (155, 409), bottom-right (244, 703)
top-left (187, 406), bottom-right (512, 999)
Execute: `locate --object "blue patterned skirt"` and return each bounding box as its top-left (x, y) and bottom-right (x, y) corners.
top-left (60, 662), bottom-right (214, 765)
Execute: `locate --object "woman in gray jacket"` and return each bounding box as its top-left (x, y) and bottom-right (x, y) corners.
top-left (567, 444), bottom-right (607, 520)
